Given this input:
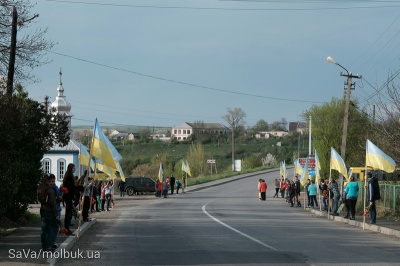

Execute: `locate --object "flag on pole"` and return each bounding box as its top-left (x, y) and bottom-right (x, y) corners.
top-left (158, 160), bottom-right (163, 180)
top-left (330, 147), bottom-right (348, 181)
top-left (300, 158), bottom-right (309, 186)
top-left (315, 149), bottom-right (321, 183)
top-left (91, 118), bottom-right (122, 170)
top-left (366, 139), bottom-right (396, 173)
top-left (182, 160), bottom-right (188, 174)
top-left (294, 159), bottom-right (303, 176)
top-left (117, 162), bottom-right (125, 182)
top-left (186, 160), bottom-right (191, 176)
top-left (79, 143), bottom-right (95, 168)
top-left (280, 161), bottom-right (287, 178)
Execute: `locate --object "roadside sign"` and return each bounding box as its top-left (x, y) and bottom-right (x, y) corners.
top-left (299, 157), bottom-right (315, 169)
top-left (207, 159), bottom-right (216, 164)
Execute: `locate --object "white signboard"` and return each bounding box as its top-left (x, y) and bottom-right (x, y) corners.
top-left (234, 160), bottom-right (242, 172)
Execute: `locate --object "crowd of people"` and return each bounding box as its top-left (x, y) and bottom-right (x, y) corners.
top-left (259, 172), bottom-right (381, 224)
top-left (156, 174), bottom-right (185, 198)
top-left (38, 163), bottom-right (119, 252)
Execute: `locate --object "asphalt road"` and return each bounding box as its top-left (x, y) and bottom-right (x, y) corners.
top-left (58, 170), bottom-right (400, 266)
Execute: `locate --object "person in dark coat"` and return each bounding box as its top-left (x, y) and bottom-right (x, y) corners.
top-left (39, 174), bottom-right (59, 251)
top-left (368, 172), bottom-right (381, 224)
top-left (118, 179), bottom-right (125, 197)
top-left (170, 175), bottom-right (176, 194)
top-left (62, 163), bottom-right (77, 236)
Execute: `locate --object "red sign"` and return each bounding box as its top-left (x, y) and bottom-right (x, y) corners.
top-left (298, 157), bottom-right (315, 169)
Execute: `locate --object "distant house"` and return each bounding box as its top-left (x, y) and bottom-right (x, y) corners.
top-left (151, 129), bottom-right (170, 140)
top-left (288, 122), bottom-right (307, 135)
top-left (128, 132), bottom-right (140, 141)
top-left (110, 129), bottom-right (128, 140)
top-left (255, 131), bottom-right (288, 139)
top-left (171, 122), bottom-right (229, 141)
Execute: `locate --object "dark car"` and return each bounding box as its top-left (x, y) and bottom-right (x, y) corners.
top-left (124, 177), bottom-right (156, 196)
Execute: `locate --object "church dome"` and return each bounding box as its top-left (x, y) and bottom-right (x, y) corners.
top-left (51, 69), bottom-right (73, 118)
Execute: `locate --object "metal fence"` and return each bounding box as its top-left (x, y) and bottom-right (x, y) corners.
top-left (355, 182), bottom-right (400, 214)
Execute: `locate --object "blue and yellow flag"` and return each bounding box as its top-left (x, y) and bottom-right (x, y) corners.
top-left (79, 143), bottom-right (95, 168)
top-left (330, 147), bottom-right (348, 181)
top-left (158, 160), bottom-right (163, 181)
top-left (116, 162), bottom-right (125, 182)
top-left (315, 149), bottom-right (321, 183)
top-left (294, 159), bottom-right (303, 176)
top-left (300, 158), bottom-right (309, 186)
top-left (366, 139), bottom-right (396, 173)
top-left (280, 161), bottom-right (287, 179)
top-left (91, 118), bottom-right (121, 170)
top-left (186, 160), bottom-right (191, 177)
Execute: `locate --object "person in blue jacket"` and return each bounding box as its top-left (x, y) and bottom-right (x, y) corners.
top-left (345, 176), bottom-right (359, 220)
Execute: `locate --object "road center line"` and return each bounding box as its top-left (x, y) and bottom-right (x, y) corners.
top-left (202, 203), bottom-right (277, 251)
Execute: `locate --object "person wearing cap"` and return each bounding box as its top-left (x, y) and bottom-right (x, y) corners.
top-left (368, 172), bottom-right (381, 224)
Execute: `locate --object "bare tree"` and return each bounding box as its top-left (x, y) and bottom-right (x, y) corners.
top-left (221, 107), bottom-right (246, 129)
top-left (1, 1), bottom-right (55, 84)
top-left (373, 79), bottom-right (400, 162)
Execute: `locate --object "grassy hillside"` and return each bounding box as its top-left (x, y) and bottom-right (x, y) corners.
top-left (114, 136), bottom-right (309, 177)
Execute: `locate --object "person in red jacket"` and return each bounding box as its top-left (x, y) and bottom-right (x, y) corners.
top-left (259, 179), bottom-right (267, 201)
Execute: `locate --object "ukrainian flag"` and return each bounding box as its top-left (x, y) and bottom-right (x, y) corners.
top-left (158, 160), bottom-right (163, 181)
top-left (300, 158), bottom-right (309, 186)
top-left (330, 147), bottom-right (348, 181)
top-left (294, 159), bottom-right (303, 176)
top-left (366, 139), bottom-right (396, 173)
top-left (186, 160), bottom-right (191, 177)
top-left (91, 118), bottom-right (121, 170)
top-left (79, 143), bottom-right (95, 169)
top-left (315, 149), bottom-right (321, 183)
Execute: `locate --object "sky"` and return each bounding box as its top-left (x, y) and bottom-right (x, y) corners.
top-left (22, 0), bottom-right (400, 129)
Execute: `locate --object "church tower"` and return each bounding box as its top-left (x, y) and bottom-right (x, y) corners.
top-left (51, 68), bottom-right (73, 133)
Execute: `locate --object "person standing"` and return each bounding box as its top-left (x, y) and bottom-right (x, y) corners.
top-left (368, 172), bottom-right (381, 224)
top-left (170, 174), bottom-right (176, 195)
top-left (82, 177), bottom-right (92, 222)
top-left (345, 176), bottom-right (359, 220)
top-left (52, 175), bottom-right (62, 248)
top-left (259, 179), bottom-right (267, 201)
top-left (62, 163), bottom-right (76, 236)
top-left (175, 179), bottom-right (181, 194)
top-left (294, 176), bottom-right (301, 207)
top-left (279, 177), bottom-right (286, 198)
top-left (319, 179), bottom-right (328, 211)
top-left (305, 179), bottom-right (311, 208)
top-left (156, 179), bottom-right (162, 197)
top-left (38, 174), bottom-right (59, 252)
top-left (118, 179), bottom-right (125, 197)
top-left (329, 177), bottom-right (340, 216)
top-left (162, 179), bottom-right (169, 198)
top-left (273, 179), bottom-right (279, 198)
top-left (308, 180), bottom-right (318, 208)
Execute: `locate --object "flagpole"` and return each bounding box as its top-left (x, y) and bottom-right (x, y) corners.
top-left (328, 168), bottom-right (332, 219)
top-left (363, 165), bottom-right (367, 230)
top-left (77, 120), bottom-right (96, 239)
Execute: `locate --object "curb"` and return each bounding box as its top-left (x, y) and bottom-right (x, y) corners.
top-left (47, 218), bottom-right (97, 265)
top-left (308, 208), bottom-right (400, 238)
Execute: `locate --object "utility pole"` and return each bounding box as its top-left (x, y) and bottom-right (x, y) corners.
top-left (44, 96), bottom-right (49, 113)
top-left (7, 6), bottom-right (18, 96)
top-left (340, 72), bottom-right (361, 162)
top-left (327, 56), bottom-right (361, 193)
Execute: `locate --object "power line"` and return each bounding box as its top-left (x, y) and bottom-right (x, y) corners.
top-left (43, 0), bottom-right (400, 10)
top-left (46, 50), bottom-right (324, 104)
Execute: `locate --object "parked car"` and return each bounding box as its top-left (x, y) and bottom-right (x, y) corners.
top-left (124, 177), bottom-right (156, 196)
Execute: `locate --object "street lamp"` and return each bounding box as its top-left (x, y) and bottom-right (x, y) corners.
top-left (327, 56), bottom-right (362, 190)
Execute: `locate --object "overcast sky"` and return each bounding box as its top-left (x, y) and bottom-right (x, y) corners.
top-left (25, 0), bottom-right (400, 128)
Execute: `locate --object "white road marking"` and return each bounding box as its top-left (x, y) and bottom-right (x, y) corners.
top-left (202, 202), bottom-right (278, 251)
